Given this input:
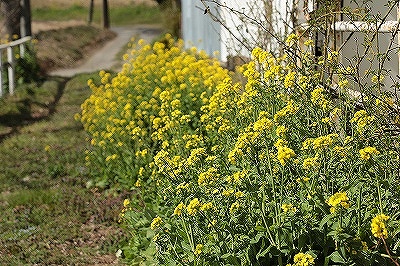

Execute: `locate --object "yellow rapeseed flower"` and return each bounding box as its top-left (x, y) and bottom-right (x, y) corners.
top-left (371, 213), bottom-right (389, 239)
top-left (193, 244), bottom-right (203, 256)
top-left (312, 134), bottom-right (337, 150)
top-left (200, 202), bottom-right (213, 211)
top-left (277, 146), bottom-right (296, 165)
top-left (310, 87), bottom-right (329, 109)
top-left (302, 155), bottom-right (319, 170)
top-left (187, 198), bottom-right (201, 216)
top-left (198, 167), bottom-right (220, 186)
top-left (173, 202), bottom-right (185, 216)
top-left (276, 125), bottom-right (287, 137)
top-left (359, 146), bottom-right (379, 160)
top-left (230, 201), bottom-right (240, 214)
top-left (350, 110), bottom-right (374, 133)
top-left (327, 192), bottom-right (350, 213)
top-left (281, 203), bottom-right (296, 213)
top-left (287, 252), bottom-right (315, 266)
top-left (286, 33), bottom-right (299, 46)
top-left (123, 199), bottom-right (130, 207)
top-left (150, 216), bottom-right (163, 230)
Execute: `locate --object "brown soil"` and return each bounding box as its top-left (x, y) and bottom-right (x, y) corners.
top-left (34, 25), bottom-right (117, 73)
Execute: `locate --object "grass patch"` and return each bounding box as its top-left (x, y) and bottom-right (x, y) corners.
top-left (0, 73), bottom-right (128, 265)
top-left (110, 5), bottom-right (162, 25)
top-left (32, 4), bottom-right (162, 26)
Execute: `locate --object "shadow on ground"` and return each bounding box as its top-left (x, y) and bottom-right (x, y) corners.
top-left (0, 77), bottom-right (70, 143)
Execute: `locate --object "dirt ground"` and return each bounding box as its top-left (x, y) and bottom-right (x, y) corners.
top-left (35, 25), bottom-right (117, 72)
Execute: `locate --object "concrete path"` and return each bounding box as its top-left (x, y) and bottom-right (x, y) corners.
top-left (49, 25), bottom-right (162, 77)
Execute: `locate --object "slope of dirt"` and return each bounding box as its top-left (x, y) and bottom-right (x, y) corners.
top-left (35, 25), bottom-right (117, 73)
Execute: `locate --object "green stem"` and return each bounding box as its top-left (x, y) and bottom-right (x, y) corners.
top-left (260, 191), bottom-right (276, 246)
top-left (182, 219), bottom-right (194, 255)
top-left (278, 254), bottom-right (283, 266)
top-left (357, 185), bottom-right (362, 236)
top-left (266, 147), bottom-right (279, 224)
top-left (376, 178), bottom-right (383, 214)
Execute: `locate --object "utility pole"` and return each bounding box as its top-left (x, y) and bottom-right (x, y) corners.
top-left (21, 0), bottom-right (32, 37)
top-left (88, 0), bottom-right (94, 25)
top-left (103, 0), bottom-right (110, 29)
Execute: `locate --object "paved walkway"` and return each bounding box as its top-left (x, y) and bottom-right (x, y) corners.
top-left (49, 25), bottom-right (162, 77)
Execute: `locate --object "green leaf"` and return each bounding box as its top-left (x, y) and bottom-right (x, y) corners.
top-left (394, 238), bottom-right (400, 250)
top-left (297, 234), bottom-right (308, 249)
top-left (329, 251), bottom-right (345, 264)
top-left (319, 213), bottom-right (334, 230)
top-left (221, 253), bottom-right (234, 259)
top-left (256, 244), bottom-right (273, 260)
top-left (250, 233), bottom-right (264, 244)
top-left (255, 225), bottom-right (268, 232)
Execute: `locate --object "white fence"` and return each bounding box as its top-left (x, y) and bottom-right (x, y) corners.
top-left (0, 36), bottom-right (32, 97)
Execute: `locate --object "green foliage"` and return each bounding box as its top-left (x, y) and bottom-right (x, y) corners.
top-left (15, 44), bottom-right (42, 84)
top-left (1, 43), bottom-right (42, 94)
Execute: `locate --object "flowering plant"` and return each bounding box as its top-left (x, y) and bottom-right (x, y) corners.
top-left (79, 34), bottom-right (400, 265)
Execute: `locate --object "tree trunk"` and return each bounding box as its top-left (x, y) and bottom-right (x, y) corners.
top-left (1, 0), bottom-right (21, 39)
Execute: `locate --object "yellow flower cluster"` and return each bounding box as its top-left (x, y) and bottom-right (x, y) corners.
top-left (229, 201), bottom-right (240, 214)
top-left (274, 100), bottom-right (299, 122)
top-left (150, 216), bottom-right (163, 230)
top-left (193, 244), bottom-right (203, 256)
top-left (285, 33), bottom-right (299, 46)
top-left (119, 198), bottom-right (132, 223)
top-left (173, 202), bottom-right (186, 216)
top-left (310, 87), bottom-right (329, 110)
top-left (78, 34), bottom-right (229, 187)
top-left (371, 213), bottom-right (389, 239)
top-left (359, 146), bottom-right (380, 160)
top-left (200, 202), bottom-right (213, 211)
top-left (327, 192), bottom-right (350, 213)
top-left (83, 40), bottom-right (400, 264)
top-left (277, 146), bottom-right (296, 166)
top-left (302, 155), bottom-right (319, 170)
top-left (198, 167), bottom-right (220, 186)
top-left (350, 110), bottom-right (374, 133)
top-left (123, 198), bottom-right (130, 207)
top-left (312, 134), bottom-right (338, 150)
top-left (282, 203), bottom-right (297, 213)
top-left (187, 198), bottom-right (201, 215)
top-left (226, 170), bottom-right (248, 184)
top-left (287, 252), bottom-right (315, 266)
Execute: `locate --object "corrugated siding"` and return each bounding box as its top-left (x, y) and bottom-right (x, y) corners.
top-left (181, 0), bottom-right (221, 59)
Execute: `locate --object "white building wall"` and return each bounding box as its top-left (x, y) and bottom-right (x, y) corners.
top-left (181, 0), bottom-right (221, 59)
top-left (181, 0), bottom-right (308, 61)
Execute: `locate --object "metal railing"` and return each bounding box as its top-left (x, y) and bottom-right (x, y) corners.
top-left (0, 36), bottom-right (32, 97)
